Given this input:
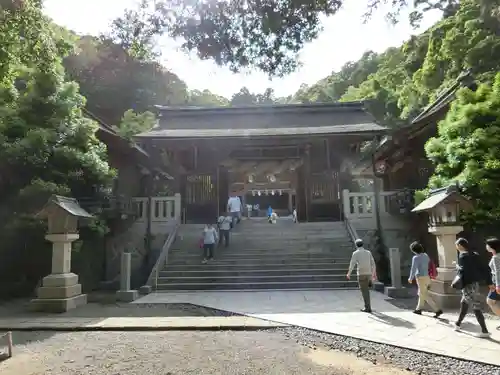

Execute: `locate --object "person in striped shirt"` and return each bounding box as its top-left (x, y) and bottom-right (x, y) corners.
top-left (486, 237), bottom-right (500, 317)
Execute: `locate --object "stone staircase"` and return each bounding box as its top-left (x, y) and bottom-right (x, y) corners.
top-left (156, 219), bottom-right (358, 291)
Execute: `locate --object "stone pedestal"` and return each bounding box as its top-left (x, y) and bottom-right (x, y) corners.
top-left (31, 233), bottom-right (87, 313)
top-left (116, 252), bottom-right (138, 302)
top-left (428, 225), bottom-right (462, 309)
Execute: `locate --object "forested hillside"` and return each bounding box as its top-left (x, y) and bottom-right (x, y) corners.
top-left (291, 0), bottom-right (500, 126)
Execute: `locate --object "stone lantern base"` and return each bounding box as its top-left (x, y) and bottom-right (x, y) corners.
top-left (30, 234), bottom-right (87, 313)
top-left (428, 225), bottom-right (463, 309)
top-left (30, 273), bottom-right (88, 313)
top-left (429, 267), bottom-right (462, 309)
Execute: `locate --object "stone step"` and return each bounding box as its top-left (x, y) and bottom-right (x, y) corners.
top-left (162, 262), bottom-right (351, 271)
top-left (172, 245), bottom-right (353, 253)
top-left (170, 246), bottom-right (353, 254)
top-left (167, 257), bottom-right (351, 266)
top-left (159, 268), bottom-right (348, 278)
top-left (168, 252), bottom-right (352, 261)
top-left (155, 280), bottom-right (358, 291)
top-left (158, 274), bottom-right (348, 284)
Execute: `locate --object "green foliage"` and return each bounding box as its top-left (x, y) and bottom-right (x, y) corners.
top-left (287, 0), bottom-right (500, 128)
top-left (115, 109), bottom-right (157, 139)
top-left (63, 36), bottom-right (190, 125)
top-left (106, 0), bottom-right (469, 76)
top-left (187, 89), bottom-right (229, 107)
top-left (0, 0), bottom-right (115, 295)
top-left (421, 73), bottom-right (500, 224)
top-left (230, 87), bottom-right (279, 106)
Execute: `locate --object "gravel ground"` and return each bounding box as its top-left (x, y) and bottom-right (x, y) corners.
top-left (0, 330), bottom-right (412, 375)
top-left (279, 326), bottom-right (500, 375)
top-left (0, 297), bottom-right (499, 374)
top-left (0, 327), bottom-right (499, 375)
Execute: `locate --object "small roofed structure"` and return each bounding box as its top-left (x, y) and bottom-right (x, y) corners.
top-left (37, 195), bottom-right (94, 234)
top-left (412, 184), bottom-right (473, 227)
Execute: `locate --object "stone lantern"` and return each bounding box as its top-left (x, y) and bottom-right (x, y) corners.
top-left (412, 184), bottom-right (473, 308)
top-left (30, 195), bottom-right (94, 313)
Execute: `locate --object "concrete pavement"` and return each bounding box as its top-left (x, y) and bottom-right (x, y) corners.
top-left (0, 316), bottom-right (285, 331)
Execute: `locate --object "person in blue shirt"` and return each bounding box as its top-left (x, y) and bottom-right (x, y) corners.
top-left (408, 241), bottom-right (442, 318)
top-left (267, 206), bottom-right (273, 222)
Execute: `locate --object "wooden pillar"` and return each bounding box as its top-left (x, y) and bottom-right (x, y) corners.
top-left (216, 164), bottom-right (220, 217)
top-left (325, 138), bottom-right (331, 170)
top-left (193, 144), bottom-right (198, 170)
top-left (304, 144), bottom-right (311, 222)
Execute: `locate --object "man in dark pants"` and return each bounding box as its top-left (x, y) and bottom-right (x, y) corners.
top-left (346, 239), bottom-right (377, 313)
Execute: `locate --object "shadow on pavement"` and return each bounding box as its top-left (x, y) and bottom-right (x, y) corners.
top-left (368, 311), bottom-right (415, 329)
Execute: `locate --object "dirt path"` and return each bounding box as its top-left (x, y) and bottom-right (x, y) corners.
top-left (0, 330), bottom-right (414, 375)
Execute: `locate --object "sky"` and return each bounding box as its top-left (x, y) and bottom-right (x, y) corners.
top-left (43, 0), bottom-right (441, 98)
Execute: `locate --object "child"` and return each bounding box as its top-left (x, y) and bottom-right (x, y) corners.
top-left (201, 223), bottom-right (218, 264)
top-left (292, 208), bottom-right (298, 223)
top-left (408, 241), bottom-right (443, 318)
top-left (217, 212), bottom-right (232, 248)
top-left (486, 237), bottom-right (500, 317)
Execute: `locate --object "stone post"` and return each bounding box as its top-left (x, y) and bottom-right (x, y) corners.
top-left (174, 193), bottom-right (181, 220)
top-left (384, 248), bottom-right (410, 298)
top-left (428, 225), bottom-right (462, 308)
top-left (116, 252), bottom-right (138, 302)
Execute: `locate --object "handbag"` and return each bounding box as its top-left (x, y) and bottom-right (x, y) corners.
top-left (428, 260), bottom-right (437, 280)
top-left (451, 274), bottom-right (463, 290)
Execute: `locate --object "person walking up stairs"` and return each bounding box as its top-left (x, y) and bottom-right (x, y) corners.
top-left (346, 239), bottom-right (377, 313)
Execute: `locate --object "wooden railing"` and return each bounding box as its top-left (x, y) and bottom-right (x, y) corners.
top-left (145, 219), bottom-right (180, 289)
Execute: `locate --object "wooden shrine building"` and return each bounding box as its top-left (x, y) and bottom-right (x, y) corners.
top-left (135, 102), bottom-right (386, 223)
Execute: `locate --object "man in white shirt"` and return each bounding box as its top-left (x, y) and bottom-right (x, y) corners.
top-left (346, 239), bottom-right (377, 313)
top-left (227, 193), bottom-right (242, 227)
top-left (217, 212), bottom-right (232, 247)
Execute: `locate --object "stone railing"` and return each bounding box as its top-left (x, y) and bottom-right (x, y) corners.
top-left (130, 194), bottom-right (181, 235)
top-left (146, 219), bottom-right (180, 289)
top-left (342, 189), bottom-right (406, 230)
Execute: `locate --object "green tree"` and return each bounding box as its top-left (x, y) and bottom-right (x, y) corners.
top-left (115, 109), bottom-right (157, 138)
top-left (63, 36), bottom-right (189, 126)
top-left (0, 0), bottom-right (115, 293)
top-left (107, 0), bottom-right (468, 76)
top-left (421, 74), bottom-right (500, 223)
top-left (187, 89), bottom-right (229, 106)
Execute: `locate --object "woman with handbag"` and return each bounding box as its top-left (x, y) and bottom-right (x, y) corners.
top-left (408, 241), bottom-right (443, 317)
top-left (452, 238), bottom-right (490, 337)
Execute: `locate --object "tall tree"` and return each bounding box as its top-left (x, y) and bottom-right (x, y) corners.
top-left (63, 36), bottom-right (189, 125)
top-left (0, 0), bottom-right (115, 290)
top-left (421, 74), bottom-right (500, 224)
top-left (107, 0), bottom-right (465, 76)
